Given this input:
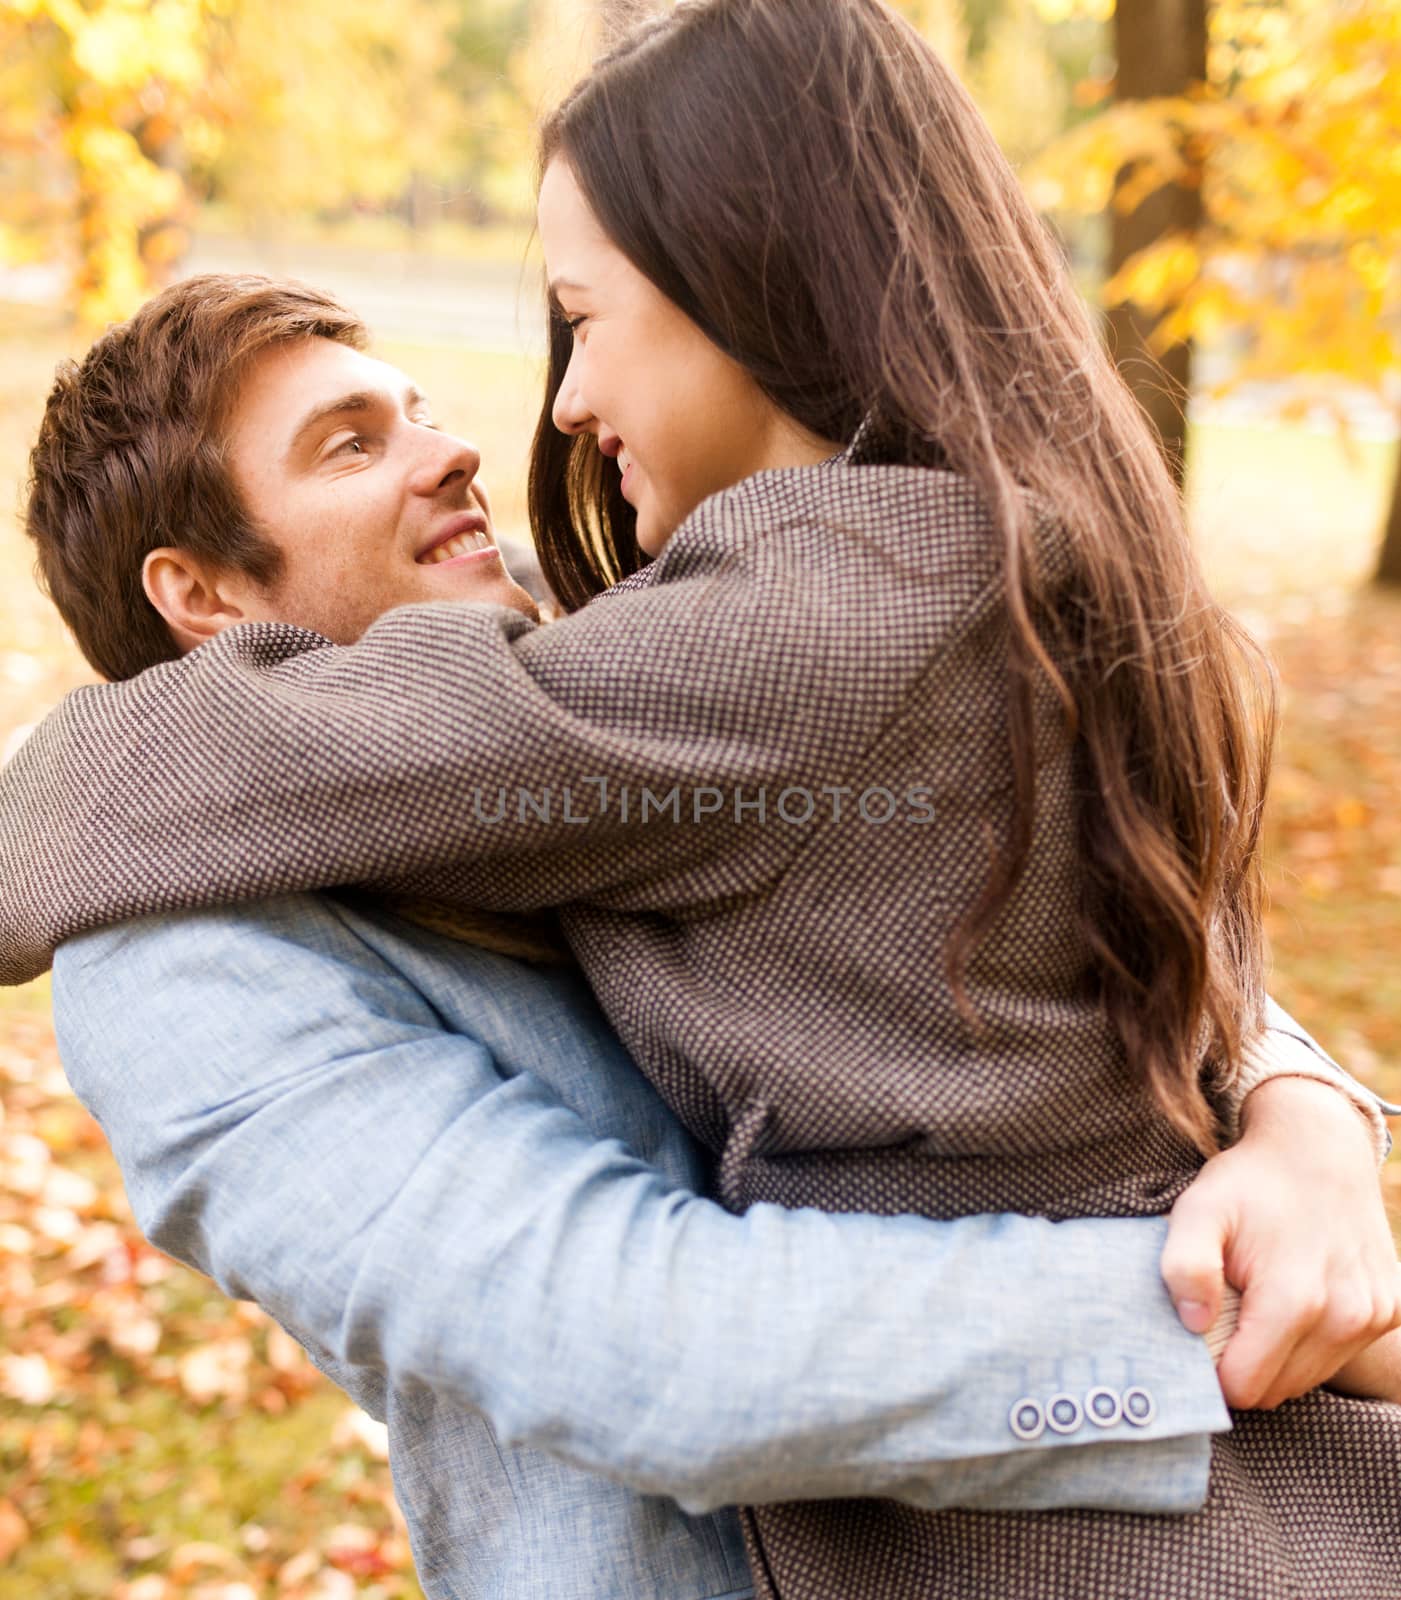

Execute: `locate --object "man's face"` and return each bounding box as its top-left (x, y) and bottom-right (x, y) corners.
top-left (223, 338), bottom-right (537, 639)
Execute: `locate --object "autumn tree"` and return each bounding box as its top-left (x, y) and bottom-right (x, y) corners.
top-left (1032, 0), bottom-right (1401, 578)
top-left (196, 0), bottom-right (462, 226)
top-left (1381, 465), bottom-right (1401, 587)
top-left (438, 0), bottom-right (535, 225)
top-left (1106, 0), bottom-right (1206, 484)
top-left (1, 0), bottom-right (214, 328)
top-left (0, 0), bottom-right (502, 325)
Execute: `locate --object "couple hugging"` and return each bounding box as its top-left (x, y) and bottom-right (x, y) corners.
top-left (4, 3), bottom-right (1401, 1597)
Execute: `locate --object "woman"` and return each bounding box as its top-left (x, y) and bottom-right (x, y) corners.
top-left (522, 10), bottom-right (1401, 1588)
top-left (1, 1), bottom-right (1398, 1594)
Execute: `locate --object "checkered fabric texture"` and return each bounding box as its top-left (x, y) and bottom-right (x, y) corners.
top-left (1, 463), bottom-right (1398, 1595)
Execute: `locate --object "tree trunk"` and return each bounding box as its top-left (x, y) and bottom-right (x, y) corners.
top-left (1377, 445), bottom-right (1401, 587)
top-left (1108, 0), bottom-right (1208, 488)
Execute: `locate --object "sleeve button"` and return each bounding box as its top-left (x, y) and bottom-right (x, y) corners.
top-left (1046, 1392), bottom-right (1084, 1434)
top-left (1123, 1385), bottom-right (1158, 1426)
top-left (1008, 1397), bottom-right (1046, 1441)
top-left (1085, 1385), bottom-right (1123, 1427)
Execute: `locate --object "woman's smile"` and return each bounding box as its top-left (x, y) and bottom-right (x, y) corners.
top-left (538, 157), bottom-right (837, 558)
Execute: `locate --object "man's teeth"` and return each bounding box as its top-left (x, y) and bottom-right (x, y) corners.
top-left (423, 530), bottom-right (489, 565)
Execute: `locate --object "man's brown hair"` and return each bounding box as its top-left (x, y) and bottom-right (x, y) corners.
top-left (25, 273), bottom-right (367, 682)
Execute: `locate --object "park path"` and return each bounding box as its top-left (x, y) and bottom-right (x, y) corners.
top-left (186, 233), bottom-right (549, 357)
top-left (1, 233), bottom-right (547, 358)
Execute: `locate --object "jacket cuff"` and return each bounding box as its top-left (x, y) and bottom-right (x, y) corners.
top-left (1204, 1285), bottom-right (1241, 1364)
top-left (1223, 1030), bottom-right (1391, 1165)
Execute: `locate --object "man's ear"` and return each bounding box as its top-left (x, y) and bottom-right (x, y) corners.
top-left (142, 548), bottom-right (256, 654)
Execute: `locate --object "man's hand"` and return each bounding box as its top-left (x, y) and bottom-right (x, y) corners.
top-left (1160, 1077), bottom-right (1401, 1410)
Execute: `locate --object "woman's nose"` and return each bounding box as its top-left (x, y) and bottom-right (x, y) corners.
top-left (552, 362), bottom-right (593, 437)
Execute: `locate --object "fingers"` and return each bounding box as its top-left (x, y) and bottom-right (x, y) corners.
top-left (1161, 1190), bottom-right (1228, 1337)
top-left (1165, 1088), bottom-right (1401, 1415)
top-left (1216, 1287), bottom-right (1326, 1409)
top-left (1219, 1279), bottom-right (1397, 1410)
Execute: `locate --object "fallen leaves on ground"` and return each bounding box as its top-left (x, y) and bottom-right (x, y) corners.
top-left (0, 1015), bottom-right (423, 1600)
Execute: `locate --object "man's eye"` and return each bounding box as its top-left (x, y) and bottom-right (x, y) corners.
top-left (332, 435), bottom-right (369, 456)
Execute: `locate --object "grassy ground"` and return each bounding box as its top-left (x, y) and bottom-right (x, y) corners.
top-left (0, 297), bottom-right (1398, 1596)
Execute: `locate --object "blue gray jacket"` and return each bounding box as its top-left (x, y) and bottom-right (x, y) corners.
top-left (48, 893), bottom-right (1265, 1600)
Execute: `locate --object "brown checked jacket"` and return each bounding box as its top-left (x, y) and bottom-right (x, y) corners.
top-left (1, 463), bottom-right (1397, 1597)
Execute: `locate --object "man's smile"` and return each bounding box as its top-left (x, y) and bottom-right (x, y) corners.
top-left (417, 511), bottom-right (495, 566)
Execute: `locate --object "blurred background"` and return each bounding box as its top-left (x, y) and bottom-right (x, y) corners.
top-left (0, 0), bottom-right (1398, 1594)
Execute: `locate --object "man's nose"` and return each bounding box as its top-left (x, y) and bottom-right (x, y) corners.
top-left (416, 429), bottom-right (481, 495)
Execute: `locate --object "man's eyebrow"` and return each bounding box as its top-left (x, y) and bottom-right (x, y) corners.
top-left (284, 385), bottom-right (430, 462)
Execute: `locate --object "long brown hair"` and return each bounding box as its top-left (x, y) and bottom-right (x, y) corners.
top-left (529, 0), bottom-right (1275, 1150)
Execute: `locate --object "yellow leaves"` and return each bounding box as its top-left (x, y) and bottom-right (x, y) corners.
top-left (1026, 97), bottom-right (1197, 215)
top-left (1032, 0), bottom-right (1113, 22)
top-left (1153, 273), bottom-right (1253, 349)
top-left (2, 0), bottom-right (212, 325)
top-left (65, 0), bottom-right (206, 91)
top-left (8, 0), bottom-right (595, 320)
top-left (113, 1577), bottom-right (170, 1600)
top-left (888, 0), bottom-right (966, 70)
top-left (334, 1403), bottom-right (390, 1461)
top-left (1040, 0), bottom-right (1401, 407)
top-left (198, 0), bottom-right (468, 217)
top-left (67, 120), bottom-right (180, 212)
top-left (1, 1351), bottom-right (57, 1405)
top-left (0, 1498), bottom-right (29, 1563)
top-left (177, 1338), bottom-right (252, 1407)
top-left (1105, 234), bottom-right (1201, 314)
top-left (167, 1539), bottom-right (246, 1581)
top-left (7, 0), bottom-right (471, 321)
top-left (1349, 240), bottom-right (1394, 297)
top-left (0, 997), bottom-right (421, 1585)
top-left (1335, 796), bottom-right (1370, 831)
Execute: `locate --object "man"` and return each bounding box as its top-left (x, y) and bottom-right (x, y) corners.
top-left (11, 275), bottom-right (1397, 1600)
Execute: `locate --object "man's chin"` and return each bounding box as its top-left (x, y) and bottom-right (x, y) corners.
top-left (439, 575), bottom-right (541, 625)
top-left (504, 585), bottom-right (542, 624)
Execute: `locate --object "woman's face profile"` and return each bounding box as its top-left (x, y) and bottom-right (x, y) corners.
top-left (537, 157), bottom-right (827, 556)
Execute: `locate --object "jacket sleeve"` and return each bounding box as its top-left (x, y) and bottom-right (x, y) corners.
top-left (5, 586), bottom-right (1390, 1148)
top-left (1220, 1000), bottom-right (1398, 1161)
top-left (51, 896), bottom-right (1231, 1517)
top-left (0, 549), bottom-right (901, 985)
